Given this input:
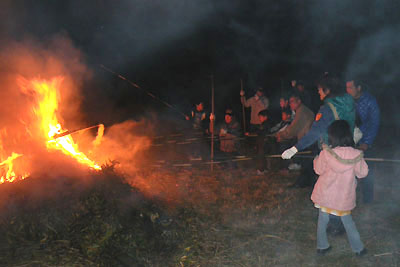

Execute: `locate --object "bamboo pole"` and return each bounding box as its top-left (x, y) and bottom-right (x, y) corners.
top-left (99, 64), bottom-right (187, 118)
top-left (241, 79), bottom-right (246, 133)
top-left (51, 124), bottom-right (104, 139)
top-left (210, 75), bottom-right (215, 172)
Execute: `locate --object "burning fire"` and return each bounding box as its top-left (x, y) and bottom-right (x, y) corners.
top-left (0, 77), bottom-right (101, 184)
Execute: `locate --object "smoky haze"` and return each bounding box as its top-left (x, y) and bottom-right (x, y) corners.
top-left (0, 1), bottom-right (399, 171)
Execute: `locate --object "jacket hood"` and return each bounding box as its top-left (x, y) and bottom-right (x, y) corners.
top-left (323, 146), bottom-right (364, 173)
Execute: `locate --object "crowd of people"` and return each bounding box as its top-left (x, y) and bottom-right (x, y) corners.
top-left (184, 73), bottom-right (380, 256)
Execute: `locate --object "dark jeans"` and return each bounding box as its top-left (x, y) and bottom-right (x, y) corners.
top-left (256, 136), bottom-right (275, 171)
top-left (360, 148), bottom-right (376, 203)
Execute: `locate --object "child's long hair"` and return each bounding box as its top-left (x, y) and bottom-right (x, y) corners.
top-left (328, 120), bottom-right (355, 148)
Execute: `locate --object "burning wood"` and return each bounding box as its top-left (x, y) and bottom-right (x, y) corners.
top-left (51, 124), bottom-right (104, 140)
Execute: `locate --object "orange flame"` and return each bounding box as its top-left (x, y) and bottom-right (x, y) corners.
top-left (31, 77), bottom-right (101, 170)
top-left (0, 152), bottom-right (28, 184)
top-left (0, 77), bottom-right (101, 184)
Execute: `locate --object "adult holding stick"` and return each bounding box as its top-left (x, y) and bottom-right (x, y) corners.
top-left (281, 75), bottom-right (355, 187)
top-left (240, 86), bottom-right (269, 134)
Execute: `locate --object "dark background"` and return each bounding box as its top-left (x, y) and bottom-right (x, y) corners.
top-left (1, 0), bottom-right (399, 141)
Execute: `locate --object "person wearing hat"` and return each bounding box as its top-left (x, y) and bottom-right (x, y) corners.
top-left (240, 87), bottom-right (269, 133)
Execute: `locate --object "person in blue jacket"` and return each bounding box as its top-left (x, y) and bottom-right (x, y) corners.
top-left (346, 80), bottom-right (380, 203)
top-left (282, 76), bottom-right (355, 160)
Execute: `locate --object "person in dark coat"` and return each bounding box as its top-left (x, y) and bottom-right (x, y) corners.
top-left (346, 80), bottom-right (380, 203)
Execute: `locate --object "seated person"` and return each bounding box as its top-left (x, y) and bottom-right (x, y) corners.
top-left (276, 93), bottom-right (314, 143)
top-left (185, 101), bottom-right (209, 134)
top-left (270, 107), bottom-right (292, 134)
top-left (276, 93), bottom-right (314, 174)
top-left (218, 109), bottom-right (240, 154)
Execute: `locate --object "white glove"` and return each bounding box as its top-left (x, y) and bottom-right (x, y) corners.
top-left (240, 90), bottom-right (245, 96)
top-left (254, 94), bottom-right (259, 101)
top-left (209, 113), bottom-right (215, 121)
top-left (282, 146), bottom-right (298, 159)
top-left (353, 127), bottom-right (363, 144)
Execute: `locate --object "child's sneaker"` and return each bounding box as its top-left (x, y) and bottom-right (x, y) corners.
top-left (355, 248), bottom-right (367, 257)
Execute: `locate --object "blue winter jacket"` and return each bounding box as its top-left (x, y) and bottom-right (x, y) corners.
top-left (356, 92), bottom-right (380, 145)
top-left (295, 93), bottom-right (355, 151)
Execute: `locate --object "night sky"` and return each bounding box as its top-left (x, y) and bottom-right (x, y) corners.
top-left (1, 0), bottom-right (400, 132)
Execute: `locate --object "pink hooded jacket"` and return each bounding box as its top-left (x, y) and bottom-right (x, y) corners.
top-left (311, 146), bottom-right (369, 211)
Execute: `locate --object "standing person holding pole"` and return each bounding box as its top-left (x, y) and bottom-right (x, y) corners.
top-left (240, 86), bottom-right (269, 134)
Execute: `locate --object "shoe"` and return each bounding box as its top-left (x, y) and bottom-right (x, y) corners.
top-left (256, 169), bottom-right (265, 175)
top-left (355, 248), bottom-right (367, 257)
top-left (288, 163), bottom-right (301, 171)
top-left (317, 246), bottom-right (331, 255)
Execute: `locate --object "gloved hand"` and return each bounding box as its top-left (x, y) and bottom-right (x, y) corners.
top-left (281, 146), bottom-right (298, 159)
top-left (353, 127), bottom-right (363, 144)
top-left (254, 94), bottom-right (259, 101)
top-left (240, 90), bottom-right (245, 96)
top-left (220, 128), bottom-right (227, 135)
top-left (209, 113), bottom-right (215, 121)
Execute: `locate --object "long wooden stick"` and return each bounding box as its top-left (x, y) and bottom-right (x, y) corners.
top-left (51, 124), bottom-right (103, 139)
top-left (241, 79), bottom-right (246, 133)
top-left (210, 75), bottom-right (215, 172)
top-left (99, 64), bottom-right (187, 118)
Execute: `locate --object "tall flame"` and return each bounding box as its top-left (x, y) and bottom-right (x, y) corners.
top-left (31, 78), bottom-right (101, 170)
top-left (0, 76), bottom-right (102, 185)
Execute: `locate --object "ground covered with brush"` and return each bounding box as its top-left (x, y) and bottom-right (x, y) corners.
top-left (0, 161), bottom-right (399, 266)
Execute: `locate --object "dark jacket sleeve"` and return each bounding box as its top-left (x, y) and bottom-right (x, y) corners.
top-left (359, 95), bottom-right (380, 145)
top-left (227, 121), bottom-right (240, 136)
top-left (295, 105), bottom-right (334, 151)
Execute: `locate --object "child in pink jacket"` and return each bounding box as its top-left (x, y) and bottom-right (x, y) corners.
top-left (312, 120), bottom-right (368, 256)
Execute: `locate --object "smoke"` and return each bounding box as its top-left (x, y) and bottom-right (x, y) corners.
top-left (90, 120), bottom-right (152, 176)
top-left (0, 35), bottom-right (152, 180)
top-left (345, 25), bottom-right (400, 87)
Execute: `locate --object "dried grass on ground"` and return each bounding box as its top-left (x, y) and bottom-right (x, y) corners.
top-left (0, 161), bottom-right (399, 266)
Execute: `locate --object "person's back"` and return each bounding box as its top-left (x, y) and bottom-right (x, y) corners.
top-left (312, 145), bottom-right (368, 211)
top-left (311, 120), bottom-right (368, 256)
